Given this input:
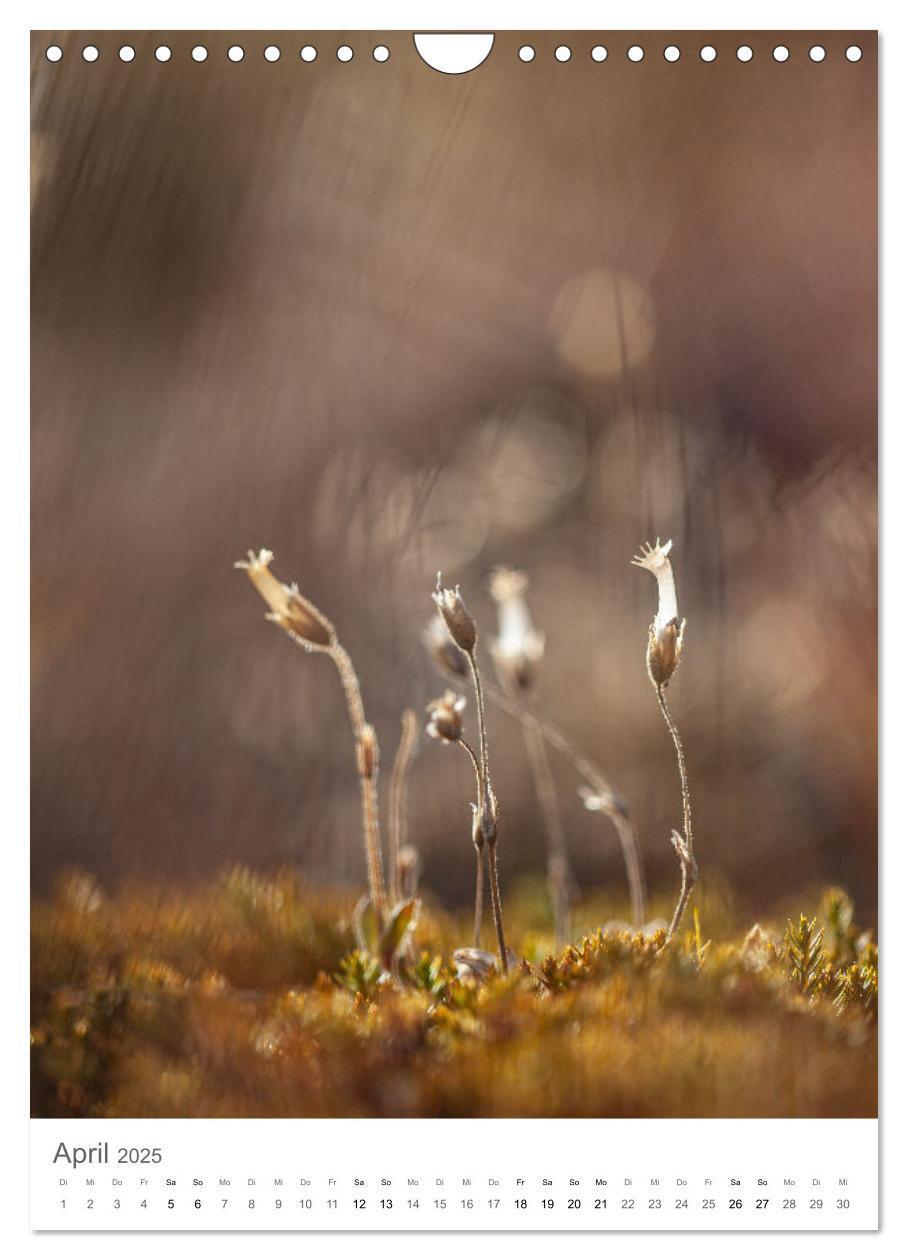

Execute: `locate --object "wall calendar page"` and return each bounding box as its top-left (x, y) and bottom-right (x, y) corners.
top-left (27, 12), bottom-right (880, 1242)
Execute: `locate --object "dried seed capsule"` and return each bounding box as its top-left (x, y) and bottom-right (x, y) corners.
top-left (424, 614), bottom-right (469, 679)
top-left (235, 549), bottom-right (334, 648)
top-left (452, 947), bottom-right (498, 983)
top-left (489, 565), bottom-right (545, 691)
top-left (397, 844), bottom-right (421, 898)
top-left (646, 616), bottom-right (685, 687)
top-left (632, 538), bottom-right (685, 687)
top-left (432, 576), bottom-right (477, 654)
top-left (425, 691), bottom-right (467, 743)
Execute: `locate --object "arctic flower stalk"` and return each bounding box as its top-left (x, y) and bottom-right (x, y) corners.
top-left (236, 549), bottom-right (387, 914)
top-left (489, 566), bottom-right (575, 945)
top-left (426, 591), bottom-right (646, 929)
top-left (425, 689), bottom-right (487, 951)
top-left (432, 577), bottom-right (509, 973)
top-left (632, 538), bottom-right (696, 939)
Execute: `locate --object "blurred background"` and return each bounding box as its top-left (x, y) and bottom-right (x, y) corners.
top-left (31, 32), bottom-right (877, 922)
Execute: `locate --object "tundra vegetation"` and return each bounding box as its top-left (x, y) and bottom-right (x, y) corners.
top-left (30, 549), bottom-right (876, 1119)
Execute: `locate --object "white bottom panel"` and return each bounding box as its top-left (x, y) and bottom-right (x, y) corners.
top-left (31, 1117), bottom-right (878, 1231)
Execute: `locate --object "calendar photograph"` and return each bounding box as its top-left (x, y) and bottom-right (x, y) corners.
top-left (31, 29), bottom-right (877, 1135)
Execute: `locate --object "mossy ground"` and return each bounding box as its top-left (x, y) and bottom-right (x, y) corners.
top-left (31, 869), bottom-right (877, 1119)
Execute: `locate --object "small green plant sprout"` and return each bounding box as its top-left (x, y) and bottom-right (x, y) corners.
top-left (785, 914), bottom-right (826, 996)
top-left (353, 894), bottom-right (419, 975)
top-left (334, 949), bottom-right (384, 999)
top-left (409, 952), bottom-right (449, 1000)
top-left (691, 906), bottom-right (710, 967)
top-left (821, 887), bottom-right (858, 964)
top-left (236, 549), bottom-right (388, 915)
top-left (432, 577), bottom-right (509, 973)
top-left (489, 566), bottom-right (575, 948)
top-left (833, 957), bottom-right (878, 1018)
top-left (632, 539), bottom-right (695, 940)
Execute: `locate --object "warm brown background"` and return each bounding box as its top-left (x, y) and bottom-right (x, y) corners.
top-left (31, 32), bottom-right (877, 919)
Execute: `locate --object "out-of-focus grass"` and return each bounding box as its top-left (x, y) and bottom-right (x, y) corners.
top-left (31, 868), bottom-right (876, 1119)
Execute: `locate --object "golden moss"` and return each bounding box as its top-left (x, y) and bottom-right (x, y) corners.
top-left (31, 868), bottom-right (877, 1120)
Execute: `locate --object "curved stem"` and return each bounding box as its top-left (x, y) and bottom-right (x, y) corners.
top-left (467, 650), bottom-right (492, 806)
top-left (518, 700), bottom-right (573, 945)
top-left (330, 643), bottom-right (386, 914)
top-left (486, 844), bottom-right (508, 974)
top-left (473, 848), bottom-right (484, 948)
top-left (458, 737), bottom-right (486, 946)
top-left (388, 709), bottom-right (418, 904)
top-left (458, 737), bottom-right (484, 803)
top-left (655, 684), bottom-right (696, 939)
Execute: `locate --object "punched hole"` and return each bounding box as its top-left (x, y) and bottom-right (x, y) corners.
top-left (414, 34), bottom-right (494, 74)
top-left (300, 45), bottom-right (317, 62)
top-left (591, 45), bottom-right (608, 62)
top-left (627, 45), bottom-right (644, 62)
top-left (518, 45), bottom-right (535, 62)
top-left (45, 45), bottom-right (63, 62)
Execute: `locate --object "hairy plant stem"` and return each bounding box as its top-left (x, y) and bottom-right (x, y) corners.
top-left (466, 649), bottom-right (508, 972)
top-left (467, 650), bottom-right (492, 799)
top-left (458, 737), bottom-right (486, 950)
top-left (655, 684), bottom-right (696, 939)
top-left (515, 697), bottom-right (573, 946)
top-left (331, 643), bottom-right (387, 916)
top-left (473, 849), bottom-right (485, 948)
top-left (484, 678), bottom-right (646, 927)
top-left (388, 709), bottom-right (418, 904)
top-left (486, 842), bottom-right (508, 975)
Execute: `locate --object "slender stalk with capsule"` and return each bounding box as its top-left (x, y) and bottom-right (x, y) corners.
top-left (632, 538), bottom-right (696, 939)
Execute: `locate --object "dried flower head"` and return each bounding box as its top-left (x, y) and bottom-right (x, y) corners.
top-left (396, 844), bottom-right (421, 899)
top-left (453, 947), bottom-right (498, 983)
top-left (432, 575), bottom-right (477, 654)
top-left (632, 538), bottom-right (685, 687)
top-left (578, 783), bottom-right (629, 819)
top-left (425, 691), bottom-right (467, 743)
top-left (488, 566), bottom-right (545, 690)
top-left (235, 549), bottom-right (334, 649)
top-left (424, 614), bottom-right (469, 680)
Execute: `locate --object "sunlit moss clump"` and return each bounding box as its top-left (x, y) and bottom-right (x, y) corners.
top-left (31, 869), bottom-right (877, 1120)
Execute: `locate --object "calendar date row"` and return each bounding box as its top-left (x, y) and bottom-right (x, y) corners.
top-left (57, 1194), bottom-right (853, 1213)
